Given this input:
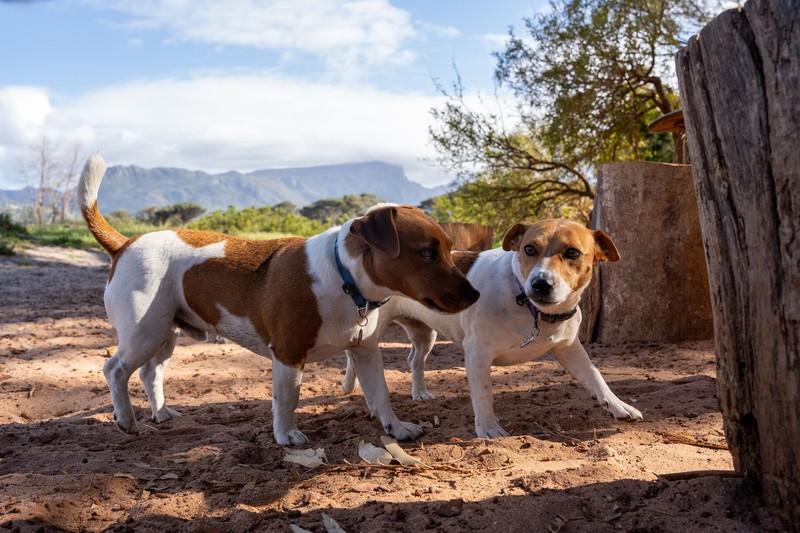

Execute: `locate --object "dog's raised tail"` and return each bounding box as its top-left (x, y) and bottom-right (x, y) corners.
top-left (78, 153), bottom-right (128, 256)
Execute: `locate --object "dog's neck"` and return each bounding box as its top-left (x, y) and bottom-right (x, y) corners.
top-left (334, 231), bottom-right (391, 312)
top-left (335, 221), bottom-right (396, 304)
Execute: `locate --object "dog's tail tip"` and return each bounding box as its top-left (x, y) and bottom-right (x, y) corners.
top-left (78, 152), bottom-right (128, 256)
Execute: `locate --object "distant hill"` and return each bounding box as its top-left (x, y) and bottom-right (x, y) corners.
top-left (0, 161), bottom-right (448, 215)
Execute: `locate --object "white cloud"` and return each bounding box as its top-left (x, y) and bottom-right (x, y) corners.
top-left (0, 74), bottom-right (455, 189)
top-left (81, 0), bottom-right (417, 76)
top-left (417, 21), bottom-right (461, 39)
top-left (0, 87), bottom-right (53, 146)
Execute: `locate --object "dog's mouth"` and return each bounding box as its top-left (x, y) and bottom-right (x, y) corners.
top-left (530, 293), bottom-right (558, 306)
top-left (423, 298), bottom-right (449, 313)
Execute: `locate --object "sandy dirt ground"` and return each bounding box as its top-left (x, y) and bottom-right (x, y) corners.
top-left (0, 245), bottom-right (786, 532)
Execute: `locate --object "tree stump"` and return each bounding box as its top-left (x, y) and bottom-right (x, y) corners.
top-left (676, 1), bottom-right (799, 529)
top-left (579, 161), bottom-right (713, 344)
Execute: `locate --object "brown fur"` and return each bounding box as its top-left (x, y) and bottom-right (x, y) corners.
top-left (353, 207), bottom-right (476, 313)
top-left (81, 201), bottom-right (128, 256)
top-left (503, 219), bottom-right (620, 292)
top-left (178, 231), bottom-right (321, 367)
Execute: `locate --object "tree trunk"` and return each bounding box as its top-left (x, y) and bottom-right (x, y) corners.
top-left (579, 161), bottom-right (713, 344)
top-left (676, 1), bottom-right (799, 529)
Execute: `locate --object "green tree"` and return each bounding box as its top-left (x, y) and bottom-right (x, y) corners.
top-left (300, 193), bottom-right (384, 226)
top-left (429, 0), bottom-right (719, 223)
top-left (136, 203), bottom-right (206, 226)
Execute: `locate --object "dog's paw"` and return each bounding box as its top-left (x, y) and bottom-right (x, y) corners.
top-left (386, 421), bottom-right (424, 441)
top-left (475, 424), bottom-right (510, 439)
top-left (411, 387), bottom-right (435, 401)
top-left (602, 398), bottom-right (643, 421)
top-left (113, 413), bottom-right (140, 435)
top-left (275, 429), bottom-right (310, 447)
top-left (152, 406), bottom-right (181, 424)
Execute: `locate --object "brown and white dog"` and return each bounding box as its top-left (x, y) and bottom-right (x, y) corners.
top-left (78, 154), bottom-right (479, 446)
top-left (344, 219), bottom-right (643, 438)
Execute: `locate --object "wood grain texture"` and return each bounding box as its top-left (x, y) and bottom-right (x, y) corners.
top-left (676, 1), bottom-right (799, 529)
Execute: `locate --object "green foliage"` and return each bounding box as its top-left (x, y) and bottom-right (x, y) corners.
top-left (23, 220), bottom-right (162, 250)
top-left (188, 205), bottom-right (325, 237)
top-left (109, 210), bottom-right (133, 223)
top-left (300, 194), bottom-right (384, 226)
top-left (429, 0), bottom-right (718, 224)
top-left (495, 0), bottom-right (712, 164)
top-left (136, 203), bottom-right (206, 226)
top-left (0, 213), bottom-right (28, 255)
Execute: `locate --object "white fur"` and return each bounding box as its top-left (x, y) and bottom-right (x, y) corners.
top-left (344, 244), bottom-right (643, 439)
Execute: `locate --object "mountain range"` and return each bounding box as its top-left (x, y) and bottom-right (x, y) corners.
top-left (0, 161), bottom-right (449, 215)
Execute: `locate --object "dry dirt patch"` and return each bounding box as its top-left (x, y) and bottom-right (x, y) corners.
top-left (0, 246), bottom-right (783, 532)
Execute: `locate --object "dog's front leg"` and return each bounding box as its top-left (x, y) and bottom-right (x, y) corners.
top-left (271, 357), bottom-right (309, 446)
top-left (465, 339), bottom-right (509, 439)
top-left (350, 346), bottom-right (423, 440)
top-left (551, 341), bottom-right (643, 421)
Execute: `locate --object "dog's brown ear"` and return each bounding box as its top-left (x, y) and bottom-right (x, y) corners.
top-left (593, 230), bottom-right (620, 262)
top-left (502, 223), bottom-right (531, 251)
top-left (350, 206), bottom-right (400, 258)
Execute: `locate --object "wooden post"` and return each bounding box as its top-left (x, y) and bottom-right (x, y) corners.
top-left (676, 0), bottom-right (799, 529)
top-left (579, 161), bottom-right (713, 344)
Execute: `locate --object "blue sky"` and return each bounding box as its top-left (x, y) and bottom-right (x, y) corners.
top-left (0, 0), bottom-right (548, 190)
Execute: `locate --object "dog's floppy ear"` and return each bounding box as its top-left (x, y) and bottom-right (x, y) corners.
top-left (502, 223), bottom-right (532, 251)
top-left (350, 206), bottom-right (400, 258)
top-left (593, 230), bottom-right (620, 262)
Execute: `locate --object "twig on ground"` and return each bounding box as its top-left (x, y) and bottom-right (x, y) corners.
top-left (661, 432), bottom-right (728, 450)
top-left (658, 469), bottom-right (741, 481)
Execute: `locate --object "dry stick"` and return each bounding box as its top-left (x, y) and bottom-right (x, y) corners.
top-left (658, 470), bottom-right (741, 482)
top-left (661, 433), bottom-right (728, 450)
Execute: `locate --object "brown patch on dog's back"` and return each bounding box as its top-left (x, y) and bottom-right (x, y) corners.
top-left (180, 231), bottom-right (321, 367)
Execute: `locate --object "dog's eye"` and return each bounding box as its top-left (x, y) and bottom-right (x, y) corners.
top-left (523, 245), bottom-right (536, 256)
top-left (564, 247), bottom-right (582, 260)
top-left (420, 248), bottom-right (436, 261)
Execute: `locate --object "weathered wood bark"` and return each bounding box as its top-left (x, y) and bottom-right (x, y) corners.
top-left (579, 161), bottom-right (713, 344)
top-left (676, 1), bottom-right (800, 529)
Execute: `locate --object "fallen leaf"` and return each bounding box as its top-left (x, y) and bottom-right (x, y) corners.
top-left (380, 436), bottom-right (421, 465)
top-left (322, 513), bottom-right (347, 533)
top-left (358, 440), bottom-right (392, 465)
top-left (284, 447), bottom-right (328, 468)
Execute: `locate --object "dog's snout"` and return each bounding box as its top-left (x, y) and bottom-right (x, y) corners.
top-left (465, 286), bottom-right (481, 303)
top-left (531, 279), bottom-right (554, 295)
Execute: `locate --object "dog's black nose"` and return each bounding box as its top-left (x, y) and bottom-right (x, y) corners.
top-left (531, 279), bottom-right (554, 295)
top-left (465, 287), bottom-right (481, 302)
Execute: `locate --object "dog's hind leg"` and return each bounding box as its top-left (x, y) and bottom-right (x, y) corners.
top-left (139, 326), bottom-right (182, 424)
top-left (395, 317), bottom-right (437, 400)
top-left (104, 322), bottom-right (176, 435)
top-left (342, 350), bottom-right (360, 395)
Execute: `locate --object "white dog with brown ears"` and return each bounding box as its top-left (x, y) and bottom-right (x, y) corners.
top-left (344, 219), bottom-right (643, 438)
top-left (78, 154), bottom-right (480, 446)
